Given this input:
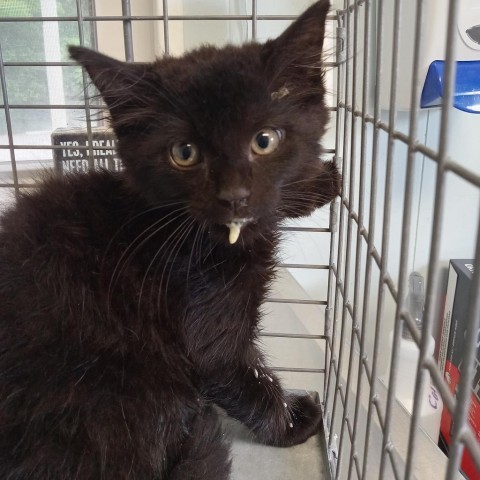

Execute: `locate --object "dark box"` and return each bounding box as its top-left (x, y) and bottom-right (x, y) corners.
top-left (51, 128), bottom-right (123, 174)
top-left (439, 259), bottom-right (479, 479)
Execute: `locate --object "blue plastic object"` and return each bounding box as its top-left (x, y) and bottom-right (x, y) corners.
top-left (420, 60), bottom-right (480, 114)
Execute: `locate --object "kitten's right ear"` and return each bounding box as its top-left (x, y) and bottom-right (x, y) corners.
top-left (262, 0), bottom-right (331, 98)
top-left (69, 46), bottom-right (149, 110)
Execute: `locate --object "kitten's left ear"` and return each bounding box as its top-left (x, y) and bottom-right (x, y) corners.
top-left (262, 0), bottom-right (331, 95)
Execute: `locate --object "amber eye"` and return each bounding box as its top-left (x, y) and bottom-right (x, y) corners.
top-left (251, 128), bottom-right (283, 156)
top-left (170, 142), bottom-right (200, 168)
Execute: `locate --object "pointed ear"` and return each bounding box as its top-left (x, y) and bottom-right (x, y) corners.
top-left (69, 46), bottom-right (149, 105)
top-left (69, 46), bottom-right (154, 132)
top-left (262, 0), bottom-right (331, 97)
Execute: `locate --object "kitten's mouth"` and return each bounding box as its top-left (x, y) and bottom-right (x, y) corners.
top-left (225, 218), bottom-right (253, 245)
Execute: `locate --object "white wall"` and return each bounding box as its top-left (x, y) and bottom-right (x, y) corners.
top-left (94, 0), bottom-right (156, 60)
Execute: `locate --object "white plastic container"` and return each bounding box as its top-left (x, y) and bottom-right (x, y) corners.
top-left (383, 272), bottom-right (443, 442)
top-left (385, 332), bottom-right (443, 442)
top-left (381, 0), bottom-right (480, 110)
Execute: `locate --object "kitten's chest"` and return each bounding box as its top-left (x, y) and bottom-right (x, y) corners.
top-left (184, 252), bottom-right (272, 318)
top-left (179, 245), bottom-right (275, 359)
top-left (108, 223), bottom-right (276, 354)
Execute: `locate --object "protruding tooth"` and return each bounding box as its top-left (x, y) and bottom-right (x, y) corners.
top-left (228, 222), bottom-right (241, 244)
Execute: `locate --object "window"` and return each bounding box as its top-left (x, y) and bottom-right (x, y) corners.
top-left (0, 0), bottom-right (95, 180)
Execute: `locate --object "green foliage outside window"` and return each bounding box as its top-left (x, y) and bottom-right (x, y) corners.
top-left (0, 0), bottom-right (93, 134)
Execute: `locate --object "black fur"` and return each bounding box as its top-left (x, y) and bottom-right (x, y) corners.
top-left (0, 2), bottom-right (339, 478)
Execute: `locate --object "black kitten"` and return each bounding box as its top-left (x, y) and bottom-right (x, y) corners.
top-left (0, 1), bottom-right (339, 478)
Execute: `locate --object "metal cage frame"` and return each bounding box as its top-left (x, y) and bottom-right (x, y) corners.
top-left (327, 1), bottom-right (480, 479)
top-left (1, 1), bottom-right (480, 479)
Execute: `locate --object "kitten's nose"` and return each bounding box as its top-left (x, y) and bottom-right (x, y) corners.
top-left (216, 186), bottom-right (250, 212)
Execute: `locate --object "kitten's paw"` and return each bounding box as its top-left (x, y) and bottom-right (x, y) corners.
top-left (270, 394), bottom-right (323, 448)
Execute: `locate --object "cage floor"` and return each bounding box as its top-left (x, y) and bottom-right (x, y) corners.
top-left (218, 393), bottom-right (330, 480)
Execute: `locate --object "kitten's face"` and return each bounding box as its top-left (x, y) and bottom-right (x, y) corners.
top-left (70, 0), bottom-right (340, 245)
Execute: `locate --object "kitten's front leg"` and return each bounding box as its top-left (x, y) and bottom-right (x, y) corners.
top-left (203, 356), bottom-right (322, 447)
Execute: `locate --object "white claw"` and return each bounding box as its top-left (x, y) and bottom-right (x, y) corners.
top-left (254, 369), bottom-right (259, 378)
top-left (289, 422), bottom-right (294, 428)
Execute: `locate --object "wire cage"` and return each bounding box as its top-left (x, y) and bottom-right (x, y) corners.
top-left (1, 1), bottom-right (480, 479)
top-left (328, 1), bottom-right (480, 479)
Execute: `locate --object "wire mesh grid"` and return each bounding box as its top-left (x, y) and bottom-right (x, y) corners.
top-left (1, 1), bottom-right (480, 479)
top-left (326, 0), bottom-right (480, 479)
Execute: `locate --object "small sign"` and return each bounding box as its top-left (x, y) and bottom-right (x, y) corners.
top-left (51, 128), bottom-right (124, 175)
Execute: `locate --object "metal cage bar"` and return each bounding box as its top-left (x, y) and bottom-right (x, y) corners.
top-left (75, 0), bottom-right (95, 171)
top-left (0, 41), bottom-right (20, 195)
top-left (346, 0), bottom-right (371, 477)
top-left (252, 0), bottom-right (258, 41)
top-left (0, 14), bottom-right (338, 22)
top-left (121, 0), bottom-right (134, 61)
top-left (356, 0), bottom-right (385, 473)
top-left (326, 0), bottom-right (351, 452)
top-left (162, 0), bottom-right (170, 55)
top-left (377, 0), bottom-right (402, 476)
top-left (336, 0), bottom-right (360, 475)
